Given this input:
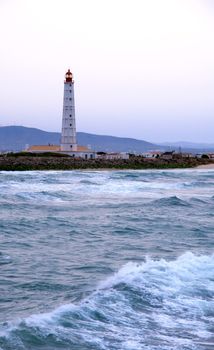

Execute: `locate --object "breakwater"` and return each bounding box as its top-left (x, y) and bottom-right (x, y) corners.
top-left (0, 153), bottom-right (212, 170)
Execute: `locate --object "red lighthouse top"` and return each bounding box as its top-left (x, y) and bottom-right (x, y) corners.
top-left (65, 69), bottom-right (73, 83)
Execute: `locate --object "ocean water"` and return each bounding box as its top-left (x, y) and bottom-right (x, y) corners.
top-left (0, 169), bottom-right (213, 350)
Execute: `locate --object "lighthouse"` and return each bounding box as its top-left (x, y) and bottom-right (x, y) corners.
top-left (61, 69), bottom-right (77, 152)
top-left (27, 69), bottom-right (96, 159)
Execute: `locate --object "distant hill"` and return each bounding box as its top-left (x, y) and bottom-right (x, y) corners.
top-left (1, 126), bottom-right (213, 153)
top-left (77, 132), bottom-right (160, 152)
top-left (0, 126), bottom-right (160, 152)
top-left (0, 126), bottom-right (60, 152)
top-left (161, 141), bottom-right (214, 149)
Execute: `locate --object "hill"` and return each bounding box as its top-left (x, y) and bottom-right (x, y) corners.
top-left (161, 141), bottom-right (214, 149)
top-left (0, 126), bottom-right (160, 153)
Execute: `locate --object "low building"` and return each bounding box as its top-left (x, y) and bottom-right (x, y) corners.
top-left (27, 145), bottom-right (96, 159)
top-left (160, 151), bottom-right (175, 160)
top-left (207, 153), bottom-right (214, 159)
top-left (142, 151), bottom-right (162, 159)
top-left (197, 153), bottom-right (214, 159)
top-left (97, 152), bottom-right (129, 160)
top-left (173, 152), bottom-right (194, 159)
top-left (27, 145), bottom-right (60, 152)
top-left (180, 153), bottom-right (194, 158)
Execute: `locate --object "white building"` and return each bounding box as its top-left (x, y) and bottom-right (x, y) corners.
top-left (97, 152), bottom-right (129, 160)
top-left (142, 151), bottom-right (162, 159)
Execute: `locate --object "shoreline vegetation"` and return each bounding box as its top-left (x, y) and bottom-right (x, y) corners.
top-left (0, 152), bottom-right (213, 171)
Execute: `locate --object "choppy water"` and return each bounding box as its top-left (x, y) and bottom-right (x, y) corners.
top-left (0, 169), bottom-right (213, 350)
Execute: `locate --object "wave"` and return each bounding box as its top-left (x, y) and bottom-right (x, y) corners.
top-left (189, 197), bottom-right (208, 204)
top-left (1, 252), bottom-right (213, 350)
top-left (13, 190), bottom-right (71, 204)
top-left (1, 170), bottom-right (214, 201)
top-left (109, 172), bottom-right (143, 180)
top-left (0, 252), bottom-right (11, 265)
top-left (183, 180), bottom-right (214, 188)
top-left (79, 179), bottom-right (101, 185)
top-left (153, 196), bottom-right (190, 207)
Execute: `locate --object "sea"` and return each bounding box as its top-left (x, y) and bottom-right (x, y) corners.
top-left (0, 169), bottom-right (213, 350)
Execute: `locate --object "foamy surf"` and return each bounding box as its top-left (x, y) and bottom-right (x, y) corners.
top-left (1, 252), bottom-right (213, 350)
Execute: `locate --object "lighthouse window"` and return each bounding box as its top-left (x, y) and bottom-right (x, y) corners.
top-left (70, 90), bottom-right (72, 93)
top-left (69, 84), bottom-right (71, 87)
top-left (69, 98), bottom-right (72, 101)
top-left (69, 114), bottom-right (72, 117)
top-left (70, 124), bottom-right (72, 126)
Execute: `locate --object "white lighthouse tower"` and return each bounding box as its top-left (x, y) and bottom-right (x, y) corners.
top-left (27, 69), bottom-right (96, 159)
top-left (61, 69), bottom-right (77, 152)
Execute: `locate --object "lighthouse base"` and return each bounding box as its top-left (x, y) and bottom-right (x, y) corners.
top-left (26, 144), bottom-right (96, 159)
top-left (60, 144), bottom-right (78, 152)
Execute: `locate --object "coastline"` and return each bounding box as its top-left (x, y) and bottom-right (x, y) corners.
top-left (0, 154), bottom-right (213, 171)
top-left (196, 163), bottom-right (214, 169)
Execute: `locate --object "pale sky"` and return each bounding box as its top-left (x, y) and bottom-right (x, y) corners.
top-left (0, 0), bottom-right (214, 142)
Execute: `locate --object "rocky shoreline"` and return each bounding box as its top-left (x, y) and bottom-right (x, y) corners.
top-left (0, 154), bottom-right (213, 171)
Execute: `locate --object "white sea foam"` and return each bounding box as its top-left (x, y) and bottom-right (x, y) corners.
top-left (1, 252), bottom-right (213, 349)
top-left (98, 252), bottom-right (214, 289)
top-left (1, 169), bottom-right (214, 203)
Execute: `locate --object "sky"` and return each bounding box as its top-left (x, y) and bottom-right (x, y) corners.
top-left (0, 0), bottom-right (214, 143)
